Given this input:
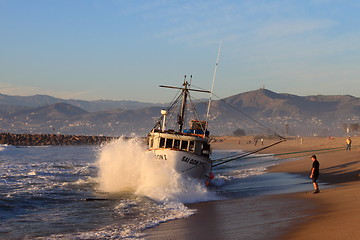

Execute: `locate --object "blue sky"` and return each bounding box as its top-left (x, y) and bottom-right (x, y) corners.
top-left (1, 0), bottom-right (360, 103)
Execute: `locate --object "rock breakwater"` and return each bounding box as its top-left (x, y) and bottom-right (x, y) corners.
top-left (0, 133), bottom-right (119, 146)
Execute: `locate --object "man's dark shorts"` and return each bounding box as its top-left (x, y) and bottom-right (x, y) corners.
top-left (312, 176), bottom-right (319, 183)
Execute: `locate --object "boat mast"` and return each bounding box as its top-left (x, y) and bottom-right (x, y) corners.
top-left (159, 75), bottom-right (210, 133)
top-left (178, 75), bottom-right (189, 132)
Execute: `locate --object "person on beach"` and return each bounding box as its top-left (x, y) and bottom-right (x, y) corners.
top-left (346, 137), bottom-right (352, 151)
top-left (310, 155), bottom-right (320, 194)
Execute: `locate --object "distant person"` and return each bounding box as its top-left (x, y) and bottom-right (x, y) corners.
top-left (310, 155), bottom-right (320, 194)
top-left (261, 138), bottom-right (264, 145)
top-left (346, 137), bottom-right (352, 151)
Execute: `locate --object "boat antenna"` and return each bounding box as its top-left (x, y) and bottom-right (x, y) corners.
top-left (205, 41), bottom-right (222, 126)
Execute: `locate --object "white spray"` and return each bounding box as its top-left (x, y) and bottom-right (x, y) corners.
top-left (97, 138), bottom-right (219, 203)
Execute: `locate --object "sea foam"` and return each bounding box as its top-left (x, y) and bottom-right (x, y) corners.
top-left (96, 137), bottom-right (219, 203)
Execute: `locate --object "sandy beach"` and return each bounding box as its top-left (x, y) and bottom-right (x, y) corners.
top-left (145, 136), bottom-right (360, 239)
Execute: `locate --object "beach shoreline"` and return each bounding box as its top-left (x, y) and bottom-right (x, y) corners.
top-left (267, 137), bottom-right (360, 240)
top-left (144, 136), bottom-right (360, 240)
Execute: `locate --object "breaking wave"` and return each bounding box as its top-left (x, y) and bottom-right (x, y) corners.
top-left (97, 137), bottom-right (219, 204)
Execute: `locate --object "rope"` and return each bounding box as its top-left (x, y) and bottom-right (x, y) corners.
top-left (271, 144), bottom-right (359, 160)
top-left (212, 139), bottom-right (286, 167)
top-left (212, 144), bottom-right (359, 168)
top-left (189, 86), bottom-right (286, 141)
top-left (151, 89), bottom-right (184, 130)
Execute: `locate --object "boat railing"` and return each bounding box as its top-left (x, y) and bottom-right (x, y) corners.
top-left (150, 128), bottom-right (209, 138)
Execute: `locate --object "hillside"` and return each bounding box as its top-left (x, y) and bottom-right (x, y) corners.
top-left (11, 103), bottom-right (89, 120)
top-left (209, 89), bottom-right (360, 136)
top-left (1, 89), bottom-right (359, 136)
top-left (0, 93), bottom-right (161, 112)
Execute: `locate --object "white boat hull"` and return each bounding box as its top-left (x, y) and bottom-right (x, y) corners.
top-left (152, 149), bottom-right (212, 180)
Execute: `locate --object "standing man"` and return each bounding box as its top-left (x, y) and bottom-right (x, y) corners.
top-left (346, 137), bottom-right (352, 151)
top-left (310, 155), bottom-right (320, 194)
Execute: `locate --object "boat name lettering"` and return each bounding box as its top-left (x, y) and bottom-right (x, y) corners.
top-left (181, 156), bottom-right (205, 166)
top-left (155, 154), bottom-right (167, 160)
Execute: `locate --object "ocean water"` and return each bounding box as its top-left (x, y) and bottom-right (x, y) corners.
top-left (0, 138), bottom-right (309, 239)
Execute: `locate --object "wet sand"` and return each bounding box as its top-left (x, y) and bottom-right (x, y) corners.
top-left (267, 137), bottom-right (360, 240)
top-left (145, 196), bottom-right (314, 240)
top-left (145, 136), bottom-right (360, 240)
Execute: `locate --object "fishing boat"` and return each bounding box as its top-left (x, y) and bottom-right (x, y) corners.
top-left (147, 43), bottom-right (286, 184)
top-left (147, 75), bottom-right (287, 184)
top-left (147, 76), bottom-right (214, 184)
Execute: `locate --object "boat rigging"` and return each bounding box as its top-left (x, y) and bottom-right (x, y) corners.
top-left (148, 75), bottom-right (214, 183)
top-left (147, 42), bottom-right (286, 184)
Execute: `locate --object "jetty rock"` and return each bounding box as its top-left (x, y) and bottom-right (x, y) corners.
top-left (0, 133), bottom-right (118, 146)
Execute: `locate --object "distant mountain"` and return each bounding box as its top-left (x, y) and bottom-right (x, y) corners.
top-left (0, 93), bottom-right (162, 112)
top-left (207, 89), bottom-right (360, 136)
top-left (219, 89), bottom-right (360, 118)
top-left (11, 103), bottom-right (89, 120)
top-left (1, 89), bottom-right (359, 137)
top-left (0, 104), bottom-right (30, 114)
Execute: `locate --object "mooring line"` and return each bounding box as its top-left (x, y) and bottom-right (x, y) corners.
top-left (211, 144), bottom-right (359, 167)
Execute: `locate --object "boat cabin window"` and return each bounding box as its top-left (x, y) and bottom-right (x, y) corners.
top-left (174, 139), bottom-right (180, 149)
top-left (166, 138), bottom-right (173, 148)
top-left (149, 138), bottom-right (153, 148)
top-left (159, 138), bottom-right (165, 148)
top-left (181, 140), bottom-right (188, 150)
top-left (189, 141), bottom-right (195, 152)
top-left (201, 142), bottom-right (211, 156)
top-left (157, 137), bottom-right (196, 152)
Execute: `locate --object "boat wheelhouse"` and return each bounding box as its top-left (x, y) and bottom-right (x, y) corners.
top-left (147, 77), bottom-right (214, 181)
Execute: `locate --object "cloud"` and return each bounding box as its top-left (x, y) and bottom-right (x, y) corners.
top-left (257, 19), bottom-right (336, 38)
top-left (115, 1), bottom-right (243, 46)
